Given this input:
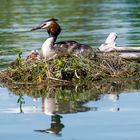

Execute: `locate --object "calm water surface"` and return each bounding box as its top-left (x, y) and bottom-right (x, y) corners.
top-left (0, 0), bottom-right (140, 139)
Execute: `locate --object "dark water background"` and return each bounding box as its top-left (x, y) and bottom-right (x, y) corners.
top-left (0, 0), bottom-right (140, 140)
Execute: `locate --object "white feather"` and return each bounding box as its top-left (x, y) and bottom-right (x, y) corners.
top-left (41, 37), bottom-right (55, 59)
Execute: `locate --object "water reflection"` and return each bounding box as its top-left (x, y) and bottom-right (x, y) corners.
top-left (15, 85), bottom-right (94, 114)
top-left (8, 78), bottom-right (140, 114)
top-left (35, 114), bottom-right (64, 136)
top-left (42, 92), bottom-right (92, 115)
top-left (0, 78), bottom-right (139, 137)
top-left (106, 82), bottom-right (120, 112)
top-left (107, 93), bottom-right (120, 112)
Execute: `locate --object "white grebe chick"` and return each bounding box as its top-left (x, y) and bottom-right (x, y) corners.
top-left (31, 18), bottom-right (92, 59)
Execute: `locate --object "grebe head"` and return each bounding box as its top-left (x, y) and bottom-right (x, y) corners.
top-left (31, 18), bottom-right (61, 37)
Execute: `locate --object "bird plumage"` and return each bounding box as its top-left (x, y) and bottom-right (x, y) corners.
top-left (31, 18), bottom-right (92, 59)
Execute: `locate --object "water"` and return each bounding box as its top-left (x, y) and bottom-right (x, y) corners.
top-left (0, 0), bottom-right (140, 139)
top-left (0, 84), bottom-right (140, 140)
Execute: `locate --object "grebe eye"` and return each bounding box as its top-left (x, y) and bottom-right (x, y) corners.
top-left (40, 23), bottom-right (47, 28)
top-left (43, 23), bottom-right (46, 26)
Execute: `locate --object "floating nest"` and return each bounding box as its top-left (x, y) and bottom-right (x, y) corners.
top-left (0, 52), bottom-right (140, 86)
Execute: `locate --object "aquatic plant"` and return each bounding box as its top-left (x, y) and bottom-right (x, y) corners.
top-left (17, 95), bottom-right (25, 113)
top-left (0, 51), bottom-right (139, 85)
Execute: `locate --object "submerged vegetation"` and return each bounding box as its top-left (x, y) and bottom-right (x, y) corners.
top-left (0, 51), bottom-right (140, 86)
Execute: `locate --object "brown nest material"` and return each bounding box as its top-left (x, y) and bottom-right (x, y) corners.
top-left (0, 53), bottom-right (140, 86)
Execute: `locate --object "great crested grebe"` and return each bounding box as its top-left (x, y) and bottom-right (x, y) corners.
top-left (31, 18), bottom-right (92, 59)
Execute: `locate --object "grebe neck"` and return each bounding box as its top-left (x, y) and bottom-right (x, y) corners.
top-left (41, 36), bottom-right (56, 59)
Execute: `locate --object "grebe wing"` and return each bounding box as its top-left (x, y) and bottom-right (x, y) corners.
top-left (54, 41), bottom-right (90, 48)
top-left (54, 41), bottom-right (91, 54)
top-left (54, 40), bottom-right (78, 45)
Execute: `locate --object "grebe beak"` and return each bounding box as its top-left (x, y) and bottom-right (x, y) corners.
top-left (31, 18), bottom-right (59, 31)
top-left (31, 24), bottom-right (45, 31)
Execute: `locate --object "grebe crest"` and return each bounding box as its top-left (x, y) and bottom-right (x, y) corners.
top-left (31, 18), bottom-right (92, 59)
